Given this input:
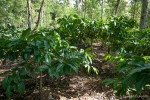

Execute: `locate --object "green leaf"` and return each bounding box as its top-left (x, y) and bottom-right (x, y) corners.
top-left (2, 76), bottom-right (12, 90)
top-left (113, 79), bottom-right (119, 87)
top-left (34, 47), bottom-right (39, 55)
top-left (20, 28), bottom-right (31, 40)
top-left (129, 60), bottom-right (145, 67)
top-left (54, 73), bottom-right (59, 78)
top-left (135, 74), bottom-right (149, 92)
top-left (123, 73), bottom-right (139, 88)
top-left (36, 40), bottom-right (42, 48)
top-left (119, 64), bottom-right (131, 72)
top-left (12, 73), bottom-right (19, 83)
top-left (8, 40), bottom-right (20, 47)
top-left (84, 47), bottom-right (92, 52)
top-left (6, 85), bottom-right (12, 98)
top-left (45, 53), bottom-right (51, 66)
top-left (37, 54), bottom-right (44, 63)
top-left (56, 64), bottom-right (64, 72)
top-left (64, 66), bottom-right (71, 74)
top-left (17, 82), bottom-right (25, 94)
top-left (48, 68), bottom-right (56, 77)
top-left (67, 63), bottom-right (78, 73)
top-left (87, 65), bottom-right (91, 74)
top-left (36, 65), bottom-right (49, 72)
top-left (29, 41), bottom-right (35, 46)
top-left (134, 56), bottom-right (145, 63)
top-left (127, 65), bottom-right (150, 78)
top-left (103, 78), bottom-right (115, 86)
top-left (19, 68), bottom-right (26, 77)
top-left (24, 52), bottom-right (30, 60)
top-left (91, 66), bottom-right (99, 75)
top-left (43, 40), bottom-right (50, 50)
top-left (73, 14), bottom-right (79, 18)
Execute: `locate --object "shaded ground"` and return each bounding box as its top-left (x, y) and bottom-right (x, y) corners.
top-left (0, 43), bottom-right (149, 100)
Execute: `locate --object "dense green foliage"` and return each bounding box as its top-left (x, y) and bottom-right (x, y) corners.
top-left (0, 27), bottom-right (96, 98)
top-left (0, 13), bottom-right (150, 99)
top-left (103, 26), bottom-right (150, 97)
top-left (57, 15), bottom-right (102, 45)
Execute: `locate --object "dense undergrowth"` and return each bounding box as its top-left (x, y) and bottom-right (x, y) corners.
top-left (0, 15), bottom-right (150, 99)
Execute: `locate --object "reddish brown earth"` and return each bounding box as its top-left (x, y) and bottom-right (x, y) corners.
top-left (0, 43), bottom-right (149, 100)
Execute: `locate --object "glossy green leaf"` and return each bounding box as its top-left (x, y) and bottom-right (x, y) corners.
top-left (56, 64), bottom-right (64, 72)
top-left (34, 47), bottom-right (39, 55)
top-left (8, 40), bottom-right (20, 47)
top-left (128, 65), bottom-right (150, 78)
top-left (45, 53), bottom-right (51, 66)
top-left (24, 52), bottom-right (30, 60)
top-left (135, 74), bottom-right (149, 92)
top-left (37, 54), bottom-right (44, 62)
top-left (43, 40), bottom-right (50, 50)
top-left (48, 68), bottom-right (56, 77)
top-left (103, 78), bottom-right (115, 86)
top-left (36, 65), bottom-right (49, 72)
top-left (2, 76), bottom-right (12, 90)
top-left (54, 73), bottom-right (59, 78)
top-left (91, 66), bottom-right (99, 75)
top-left (6, 85), bottom-right (12, 98)
top-left (67, 63), bottom-right (78, 74)
top-left (129, 60), bottom-right (145, 67)
top-left (12, 73), bottom-right (19, 83)
top-left (36, 40), bottom-right (42, 48)
top-left (123, 73), bottom-right (139, 88)
top-left (119, 64), bottom-right (131, 72)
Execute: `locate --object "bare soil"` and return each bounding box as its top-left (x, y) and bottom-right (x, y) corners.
top-left (0, 43), bottom-right (149, 100)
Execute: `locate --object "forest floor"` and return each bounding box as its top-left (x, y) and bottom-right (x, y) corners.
top-left (0, 42), bottom-right (149, 100)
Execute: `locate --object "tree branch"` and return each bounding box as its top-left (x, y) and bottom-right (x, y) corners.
top-left (31, 0), bottom-right (45, 34)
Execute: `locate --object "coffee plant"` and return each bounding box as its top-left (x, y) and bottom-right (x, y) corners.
top-left (1, 15), bottom-right (149, 99)
top-left (0, 28), bottom-right (97, 98)
top-left (57, 14), bottom-right (103, 46)
top-left (103, 27), bottom-right (150, 98)
top-left (100, 16), bottom-right (137, 53)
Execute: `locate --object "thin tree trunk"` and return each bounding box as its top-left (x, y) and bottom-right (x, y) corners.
top-left (46, 1), bottom-right (48, 28)
top-left (81, 0), bottom-right (84, 17)
top-left (84, 0), bottom-right (86, 18)
top-left (114, 0), bottom-right (121, 15)
top-left (132, 0), bottom-right (137, 19)
top-left (32, 0), bottom-right (45, 34)
top-left (140, 0), bottom-right (148, 30)
top-left (101, 0), bottom-right (104, 20)
top-left (27, 0), bottom-right (32, 28)
top-left (64, 0), bottom-right (67, 15)
top-left (40, 8), bottom-right (43, 27)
